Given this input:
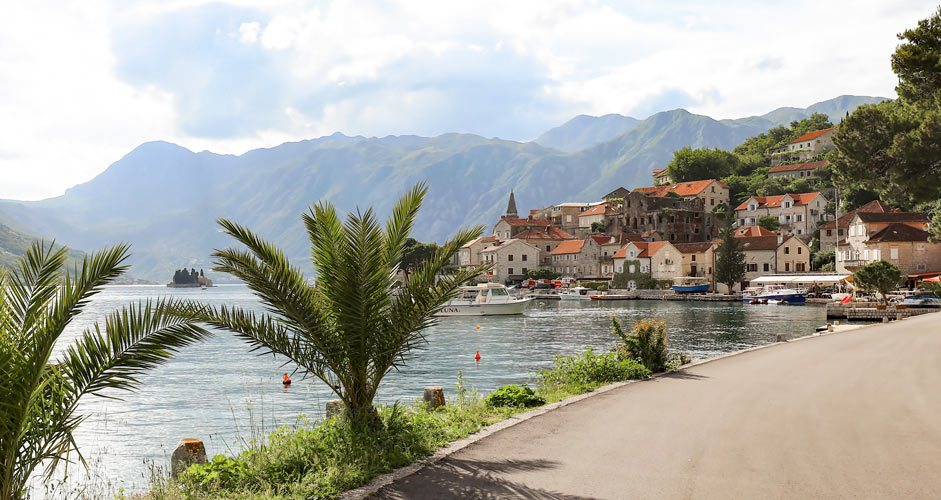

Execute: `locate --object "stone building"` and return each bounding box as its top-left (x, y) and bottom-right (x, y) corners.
top-left (634, 179), bottom-right (730, 210)
top-left (550, 237), bottom-right (603, 278)
top-left (770, 128), bottom-right (835, 166)
top-left (673, 242), bottom-right (716, 279)
top-left (652, 168), bottom-right (672, 186)
top-left (738, 234), bottom-right (812, 287)
top-left (835, 211), bottom-right (933, 274)
top-left (480, 239), bottom-right (541, 283)
top-left (735, 192), bottom-right (829, 237)
top-left (532, 202), bottom-right (598, 236)
top-left (513, 227), bottom-right (576, 267)
top-left (818, 200), bottom-right (895, 253)
top-left (613, 191), bottom-right (714, 243)
top-left (767, 160), bottom-right (828, 185)
top-left (459, 236), bottom-right (498, 268)
top-left (578, 204), bottom-right (616, 236)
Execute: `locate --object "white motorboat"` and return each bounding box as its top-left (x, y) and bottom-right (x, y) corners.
top-left (743, 284), bottom-right (807, 304)
top-left (434, 283), bottom-right (533, 316)
top-left (559, 286), bottom-right (592, 300)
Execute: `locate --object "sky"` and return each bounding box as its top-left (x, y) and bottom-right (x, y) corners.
top-left (0, 0), bottom-right (933, 201)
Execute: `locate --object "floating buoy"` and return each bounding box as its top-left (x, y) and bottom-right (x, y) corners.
top-left (475, 325), bottom-right (481, 330)
top-left (475, 350), bottom-right (481, 361)
top-left (282, 372), bottom-right (292, 386)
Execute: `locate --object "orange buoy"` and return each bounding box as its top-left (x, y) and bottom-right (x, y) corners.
top-left (475, 350), bottom-right (481, 361)
top-left (282, 372), bottom-right (292, 385)
top-left (475, 325), bottom-right (481, 330)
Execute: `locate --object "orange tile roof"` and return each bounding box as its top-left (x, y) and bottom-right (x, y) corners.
top-left (642, 241), bottom-right (670, 257)
top-left (614, 241), bottom-right (648, 259)
top-left (819, 200), bottom-right (895, 229)
top-left (514, 227), bottom-right (576, 240)
top-left (768, 160), bottom-right (828, 174)
top-left (735, 192), bottom-right (822, 211)
top-left (789, 128), bottom-right (835, 144)
top-left (652, 168), bottom-right (666, 174)
top-left (550, 240), bottom-right (585, 255)
top-left (578, 204), bottom-right (612, 217)
top-left (634, 179), bottom-right (729, 197)
top-left (501, 216), bottom-right (551, 227)
top-left (734, 226), bottom-right (775, 237)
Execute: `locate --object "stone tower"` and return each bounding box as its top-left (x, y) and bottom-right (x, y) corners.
top-left (506, 191), bottom-right (518, 219)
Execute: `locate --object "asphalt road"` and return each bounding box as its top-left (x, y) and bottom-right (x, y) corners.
top-left (375, 312), bottom-right (941, 499)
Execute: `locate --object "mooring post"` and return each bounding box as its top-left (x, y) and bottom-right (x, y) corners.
top-left (170, 438), bottom-right (207, 478)
top-left (423, 386), bottom-right (446, 409)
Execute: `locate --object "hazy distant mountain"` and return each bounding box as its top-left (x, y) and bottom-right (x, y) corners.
top-left (534, 114), bottom-right (641, 152)
top-left (0, 217), bottom-right (86, 271)
top-left (0, 95), bottom-right (892, 281)
top-left (759, 95), bottom-right (890, 127)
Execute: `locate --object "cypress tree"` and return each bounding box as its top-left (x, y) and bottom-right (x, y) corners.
top-left (715, 223), bottom-right (746, 293)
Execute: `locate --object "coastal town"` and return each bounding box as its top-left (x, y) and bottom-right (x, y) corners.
top-left (460, 126), bottom-right (941, 295)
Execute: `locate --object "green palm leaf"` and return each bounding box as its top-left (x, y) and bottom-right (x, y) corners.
top-left (204, 182), bottom-right (490, 423)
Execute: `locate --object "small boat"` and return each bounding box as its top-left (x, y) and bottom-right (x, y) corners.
top-left (559, 286), bottom-right (592, 300)
top-left (434, 283), bottom-right (533, 316)
top-left (671, 277), bottom-right (710, 294)
top-left (743, 284), bottom-right (806, 304)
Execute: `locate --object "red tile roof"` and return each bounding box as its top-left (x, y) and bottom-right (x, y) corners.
top-left (854, 212), bottom-right (928, 223)
top-left (789, 128), bottom-right (834, 144)
top-left (578, 204), bottom-right (613, 217)
top-left (500, 216), bottom-right (551, 227)
top-left (735, 192), bottom-right (822, 211)
top-left (819, 200), bottom-right (895, 229)
top-left (634, 179), bottom-right (729, 198)
top-left (514, 227), bottom-right (576, 240)
top-left (867, 223), bottom-right (931, 243)
top-left (642, 241), bottom-right (671, 257)
top-left (653, 168), bottom-right (666, 174)
top-left (768, 160), bottom-right (828, 174)
top-left (734, 226), bottom-right (775, 237)
top-left (673, 242), bottom-right (715, 254)
top-left (550, 240), bottom-right (585, 255)
top-left (737, 235), bottom-right (779, 251)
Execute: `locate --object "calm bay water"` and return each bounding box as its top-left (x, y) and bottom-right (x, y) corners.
top-left (55, 284), bottom-right (831, 492)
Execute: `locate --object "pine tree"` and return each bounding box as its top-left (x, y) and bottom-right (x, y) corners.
top-left (714, 223), bottom-right (746, 293)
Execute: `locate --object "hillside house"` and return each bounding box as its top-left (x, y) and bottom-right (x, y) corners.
top-left (578, 204), bottom-right (616, 235)
top-left (767, 160), bottom-right (828, 185)
top-left (492, 216), bottom-right (552, 240)
top-left (818, 200), bottom-right (895, 252)
top-left (646, 241), bottom-right (682, 281)
top-left (532, 202), bottom-right (598, 235)
top-left (550, 237), bottom-right (603, 278)
top-left (613, 242), bottom-right (651, 275)
top-left (737, 234), bottom-right (811, 288)
top-left (835, 212), bottom-right (934, 274)
top-left (653, 168), bottom-right (672, 186)
top-left (634, 179), bottom-right (730, 209)
top-left (735, 192), bottom-right (829, 237)
top-left (673, 241), bottom-right (716, 279)
top-left (513, 227), bottom-right (576, 267)
top-left (770, 128), bottom-right (835, 166)
top-left (603, 187), bottom-right (630, 201)
top-left (459, 236), bottom-right (498, 268)
top-left (480, 239), bottom-right (540, 283)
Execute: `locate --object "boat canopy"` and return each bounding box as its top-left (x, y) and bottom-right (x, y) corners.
top-left (750, 275), bottom-right (852, 285)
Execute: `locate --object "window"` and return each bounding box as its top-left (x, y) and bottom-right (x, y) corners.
top-left (785, 247), bottom-right (790, 254)
top-left (797, 263), bottom-right (805, 272)
top-left (508, 254), bottom-right (514, 261)
top-left (785, 262), bottom-right (790, 272)
top-left (763, 263), bottom-right (770, 272)
top-left (522, 267), bottom-right (528, 274)
top-left (691, 255), bottom-right (696, 262)
top-left (546, 245), bottom-right (550, 252)
top-left (508, 268), bottom-right (514, 275)
top-left (747, 264), bottom-right (758, 272)
top-left (826, 230), bottom-right (832, 237)
top-left (797, 247), bottom-right (802, 254)
top-left (711, 186), bottom-right (715, 193)
top-left (711, 198), bottom-right (715, 206)
top-left (890, 247), bottom-right (899, 259)
top-left (797, 215), bottom-right (803, 222)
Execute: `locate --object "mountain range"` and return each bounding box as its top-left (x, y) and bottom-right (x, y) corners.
top-left (0, 95), bottom-right (888, 281)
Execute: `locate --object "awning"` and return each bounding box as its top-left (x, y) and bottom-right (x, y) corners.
top-left (750, 275), bottom-right (852, 285)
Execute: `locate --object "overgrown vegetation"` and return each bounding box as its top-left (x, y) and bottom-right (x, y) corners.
top-left (854, 260), bottom-right (906, 305)
top-left (526, 268), bottom-right (561, 280)
top-left (610, 317), bottom-right (670, 373)
top-left (484, 384), bottom-right (546, 408)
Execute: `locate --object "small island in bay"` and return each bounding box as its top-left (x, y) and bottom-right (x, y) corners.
top-left (167, 267), bottom-right (213, 288)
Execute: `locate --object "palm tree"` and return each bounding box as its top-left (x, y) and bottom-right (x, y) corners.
top-left (0, 243), bottom-right (211, 500)
top-left (203, 183), bottom-right (490, 423)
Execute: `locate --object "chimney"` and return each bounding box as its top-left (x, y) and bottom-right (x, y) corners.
top-left (776, 231), bottom-right (783, 246)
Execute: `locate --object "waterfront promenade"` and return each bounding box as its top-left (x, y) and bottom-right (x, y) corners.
top-left (376, 312), bottom-right (941, 499)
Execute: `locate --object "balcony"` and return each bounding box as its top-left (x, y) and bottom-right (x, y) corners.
top-left (841, 259), bottom-right (867, 270)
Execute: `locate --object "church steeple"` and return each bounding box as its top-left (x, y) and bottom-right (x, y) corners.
top-left (505, 191), bottom-right (518, 219)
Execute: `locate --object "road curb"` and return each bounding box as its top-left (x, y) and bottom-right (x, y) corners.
top-left (343, 313), bottom-right (929, 499)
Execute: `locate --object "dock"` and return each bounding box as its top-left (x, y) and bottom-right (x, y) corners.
top-left (826, 302), bottom-right (940, 320)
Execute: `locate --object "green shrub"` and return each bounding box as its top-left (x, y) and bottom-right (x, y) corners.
top-left (611, 316), bottom-right (670, 372)
top-left (539, 347), bottom-right (649, 391)
top-left (576, 281), bottom-right (608, 291)
top-left (484, 384), bottom-right (546, 408)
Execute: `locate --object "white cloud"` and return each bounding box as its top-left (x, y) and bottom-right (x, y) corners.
top-left (1, 0), bottom-right (930, 201)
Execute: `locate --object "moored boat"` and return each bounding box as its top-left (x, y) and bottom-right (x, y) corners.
top-left (559, 286), bottom-right (592, 300)
top-left (434, 283), bottom-right (533, 316)
top-left (671, 277), bottom-right (711, 294)
top-left (743, 284), bottom-right (806, 304)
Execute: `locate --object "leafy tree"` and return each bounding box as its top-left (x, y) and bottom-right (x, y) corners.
top-left (757, 216), bottom-right (780, 231)
top-left (202, 184), bottom-right (490, 425)
top-left (786, 113), bottom-right (833, 141)
top-left (710, 202), bottom-right (732, 223)
top-left (714, 223), bottom-right (746, 293)
top-left (0, 243), bottom-right (210, 500)
top-left (526, 268), bottom-right (560, 280)
top-left (400, 238), bottom-right (439, 280)
top-left (590, 221), bottom-right (606, 234)
top-left (854, 260), bottom-right (905, 305)
top-left (812, 250), bottom-right (835, 271)
top-left (666, 147), bottom-right (741, 182)
top-left (832, 7), bottom-right (941, 230)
